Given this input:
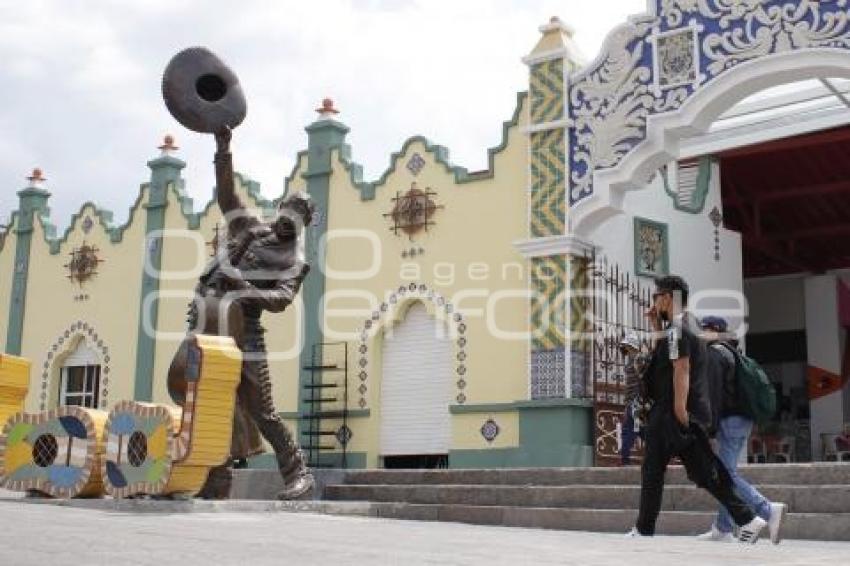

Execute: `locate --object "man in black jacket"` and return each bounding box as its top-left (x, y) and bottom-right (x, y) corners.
top-left (628, 276), bottom-right (766, 543)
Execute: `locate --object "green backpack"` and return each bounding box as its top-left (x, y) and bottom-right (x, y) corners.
top-left (723, 345), bottom-right (777, 424)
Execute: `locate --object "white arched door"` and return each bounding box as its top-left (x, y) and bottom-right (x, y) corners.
top-left (380, 302), bottom-right (452, 459)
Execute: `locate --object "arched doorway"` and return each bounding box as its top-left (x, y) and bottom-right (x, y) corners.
top-left (379, 302), bottom-right (452, 468)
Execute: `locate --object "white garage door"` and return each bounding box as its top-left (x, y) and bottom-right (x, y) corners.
top-left (380, 302), bottom-right (452, 456)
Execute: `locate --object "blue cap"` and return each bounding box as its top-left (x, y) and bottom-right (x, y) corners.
top-left (700, 316), bottom-right (728, 332)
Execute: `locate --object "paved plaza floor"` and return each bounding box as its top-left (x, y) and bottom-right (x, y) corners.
top-left (0, 498), bottom-right (847, 566)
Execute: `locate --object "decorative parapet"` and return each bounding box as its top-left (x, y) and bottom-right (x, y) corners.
top-left (35, 191), bottom-right (147, 255)
top-left (23, 159), bottom-right (307, 254)
top-left (0, 212), bottom-right (19, 252)
top-left (334, 91), bottom-right (528, 201)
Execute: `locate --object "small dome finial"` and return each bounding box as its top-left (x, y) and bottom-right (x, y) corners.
top-left (158, 134), bottom-right (179, 156)
top-left (27, 168), bottom-right (46, 184)
top-left (159, 134), bottom-right (178, 151)
top-left (316, 98), bottom-right (340, 118)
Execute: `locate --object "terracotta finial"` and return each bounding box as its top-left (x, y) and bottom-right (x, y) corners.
top-left (158, 134), bottom-right (179, 151)
top-left (27, 168), bottom-right (46, 183)
top-left (316, 98), bottom-right (340, 116)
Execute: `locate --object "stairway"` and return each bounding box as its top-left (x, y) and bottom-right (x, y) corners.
top-left (321, 464), bottom-right (850, 541)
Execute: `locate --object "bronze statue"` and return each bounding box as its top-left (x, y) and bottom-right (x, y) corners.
top-left (163, 47), bottom-right (315, 500)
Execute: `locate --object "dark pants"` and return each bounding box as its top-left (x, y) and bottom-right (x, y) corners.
top-left (199, 345), bottom-right (302, 498)
top-left (620, 404), bottom-right (640, 465)
top-left (635, 409), bottom-right (755, 535)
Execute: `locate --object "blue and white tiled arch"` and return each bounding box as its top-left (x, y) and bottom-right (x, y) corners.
top-left (568, 0), bottom-right (850, 231)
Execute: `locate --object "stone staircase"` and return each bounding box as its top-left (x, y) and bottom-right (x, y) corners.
top-left (318, 464), bottom-right (850, 541)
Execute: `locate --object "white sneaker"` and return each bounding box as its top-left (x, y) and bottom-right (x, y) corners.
top-left (767, 503), bottom-right (788, 545)
top-left (696, 525), bottom-right (734, 542)
top-left (738, 516), bottom-right (767, 544)
top-left (625, 527), bottom-right (649, 537)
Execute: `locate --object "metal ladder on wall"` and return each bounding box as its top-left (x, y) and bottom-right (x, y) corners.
top-left (301, 341), bottom-right (349, 469)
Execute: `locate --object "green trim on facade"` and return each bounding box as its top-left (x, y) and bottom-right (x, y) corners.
top-left (449, 398), bottom-right (592, 414)
top-left (0, 212), bottom-right (17, 253)
top-left (5, 188), bottom-right (51, 355)
top-left (37, 191), bottom-right (148, 254)
top-left (23, 149), bottom-right (309, 256)
top-left (661, 156), bottom-right (713, 214)
top-left (449, 448), bottom-right (521, 469)
top-left (5, 230), bottom-right (31, 355)
top-left (299, 117), bottom-right (350, 442)
top-left (133, 155), bottom-right (185, 401)
top-left (515, 401), bottom-right (593, 467)
top-left (449, 402), bottom-right (517, 414)
top-left (449, 401), bottom-right (593, 468)
top-left (335, 91), bottom-right (528, 201)
top-left (513, 398), bottom-right (593, 409)
top-left (280, 150), bottom-right (310, 200)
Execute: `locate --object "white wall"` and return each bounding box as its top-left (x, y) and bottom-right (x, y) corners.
top-left (805, 274), bottom-right (844, 459)
top-left (586, 160), bottom-right (743, 326)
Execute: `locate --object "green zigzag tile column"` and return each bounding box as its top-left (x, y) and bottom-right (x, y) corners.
top-left (525, 19), bottom-right (573, 399)
top-left (133, 148), bottom-right (185, 401)
top-left (6, 173), bottom-right (51, 355)
top-left (299, 103), bottom-right (349, 442)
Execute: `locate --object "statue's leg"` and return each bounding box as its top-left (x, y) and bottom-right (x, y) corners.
top-left (240, 353), bottom-right (314, 500)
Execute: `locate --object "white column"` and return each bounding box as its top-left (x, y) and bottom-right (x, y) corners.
top-left (805, 274), bottom-right (844, 460)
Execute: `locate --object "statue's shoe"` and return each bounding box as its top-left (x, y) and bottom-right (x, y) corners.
top-left (277, 472), bottom-right (314, 500)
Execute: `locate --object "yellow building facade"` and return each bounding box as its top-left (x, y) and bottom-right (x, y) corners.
top-left (0, 19), bottom-right (597, 470)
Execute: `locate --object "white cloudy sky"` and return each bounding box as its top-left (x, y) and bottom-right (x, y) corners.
top-left (0, 0), bottom-right (648, 229)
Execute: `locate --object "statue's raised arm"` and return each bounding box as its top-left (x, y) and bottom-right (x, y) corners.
top-left (213, 126), bottom-right (256, 236)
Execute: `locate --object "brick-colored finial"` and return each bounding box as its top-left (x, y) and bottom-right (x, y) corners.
top-left (27, 168), bottom-right (46, 183)
top-left (316, 98), bottom-right (339, 116)
top-left (158, 134), bottom-right (178, 151)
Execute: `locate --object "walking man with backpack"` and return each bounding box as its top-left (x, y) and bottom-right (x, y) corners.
top-left (698, 316), bottom-right (787, 544)
top-left (627, 275), bottom-right (767, 542)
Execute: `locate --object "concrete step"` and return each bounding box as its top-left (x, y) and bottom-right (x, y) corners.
top-left (325, 483), bottom-right (850, 514)
top-left (342, 463), bottom-right (850, 487)
top-left (365, 502), bottom-right (850, 541)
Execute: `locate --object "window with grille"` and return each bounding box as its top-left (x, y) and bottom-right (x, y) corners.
top-left (59, 365), bottom-right (100, 408)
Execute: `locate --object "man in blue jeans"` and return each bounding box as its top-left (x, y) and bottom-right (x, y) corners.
top-left (698, 316), bottom-right (787, 544)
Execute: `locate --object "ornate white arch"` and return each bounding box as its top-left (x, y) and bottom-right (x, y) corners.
top-left (572, 48), bottom-right (850, 236)
top-left (39, 321), bottom-right (111, 411)
top-left (355, 282), bottom-right (469, 409)
top-left (568, 0), bottom-right (850, 236)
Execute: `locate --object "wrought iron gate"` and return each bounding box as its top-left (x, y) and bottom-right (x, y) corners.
top-left (585, 253), bottom-right (653, 466)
